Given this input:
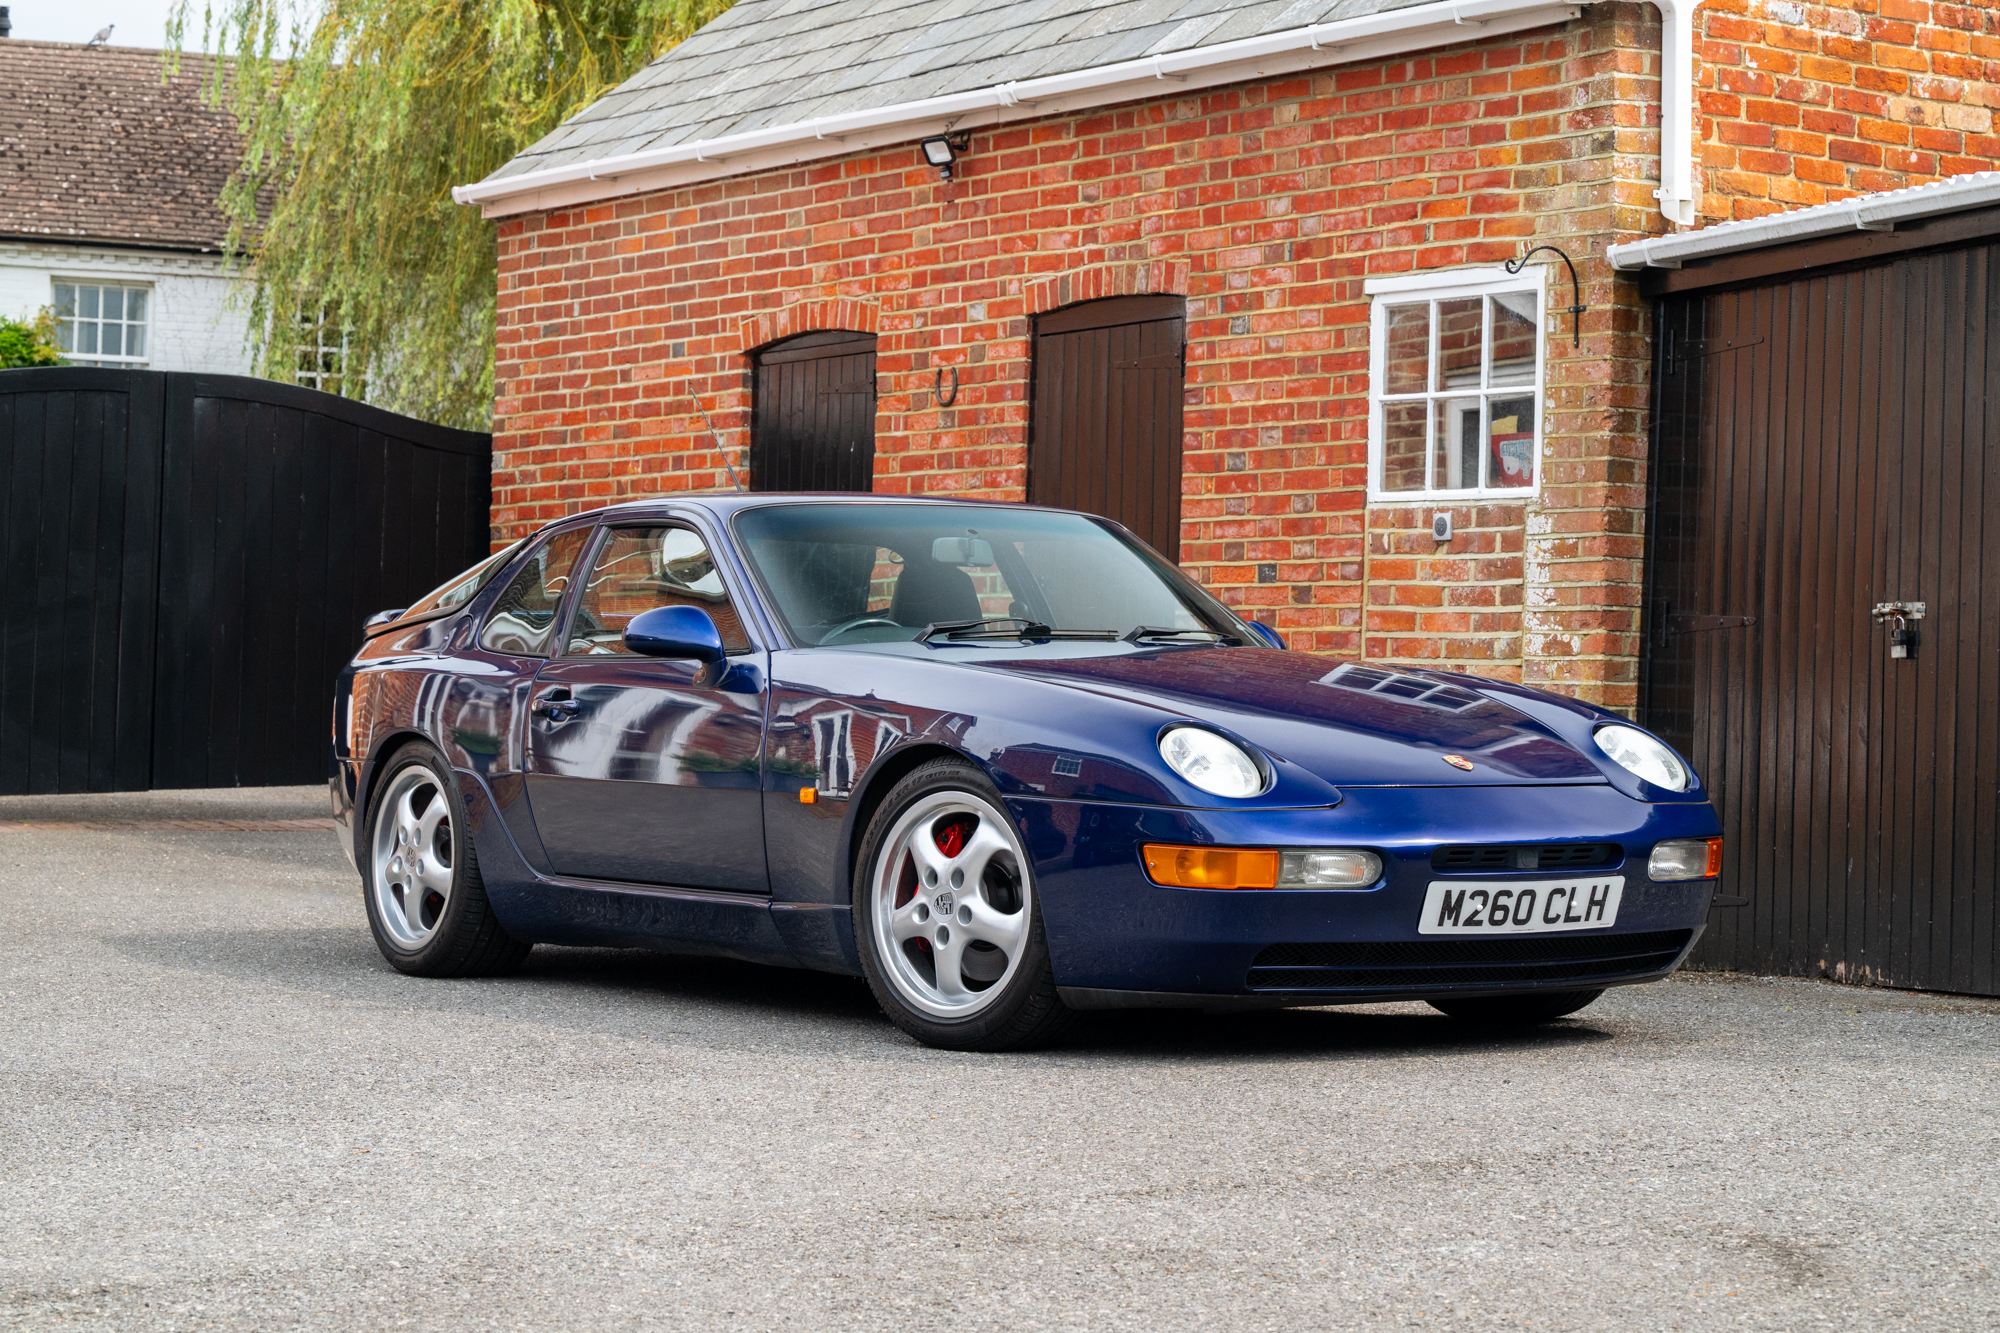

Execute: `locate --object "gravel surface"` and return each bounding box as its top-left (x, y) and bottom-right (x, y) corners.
top-left (3, 786), bottom-right (1995, 1331)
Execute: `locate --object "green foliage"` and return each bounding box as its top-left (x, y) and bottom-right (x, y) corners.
top-left (172, 0), bottom-right (732, 429)
top-left (0, 309), bottom-right (65, 369)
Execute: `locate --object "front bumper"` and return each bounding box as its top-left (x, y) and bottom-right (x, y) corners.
top-left (1018, 783), bottom-right (1720, 1006)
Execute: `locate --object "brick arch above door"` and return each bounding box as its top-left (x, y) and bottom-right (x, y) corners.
top-left (1020, 261), bottom-right (1191, 319)
top-left (728, 298), bottom-right (881, 361)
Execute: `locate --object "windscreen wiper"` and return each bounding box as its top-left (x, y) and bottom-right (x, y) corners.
top-left (1120, 625), bottom-right (1244, 646)
top-left (918, 617), bottom-right (1115, 642)
top-left (918, 617), bottom-right (1052, 642)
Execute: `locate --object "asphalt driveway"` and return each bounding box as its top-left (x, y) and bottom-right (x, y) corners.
top-left (2, 786), bottom-right (1995, 1331)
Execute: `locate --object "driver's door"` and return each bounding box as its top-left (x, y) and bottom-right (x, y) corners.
top-left (523, 523), bottom-right (770, 891)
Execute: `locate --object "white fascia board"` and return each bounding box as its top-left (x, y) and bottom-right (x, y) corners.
top-left (456, 0), bottom-right (1583, 219)
top-left (1363, 266), bottom-right (1526, 294)
top-left (1608, 170), bottom-right (2000, 270)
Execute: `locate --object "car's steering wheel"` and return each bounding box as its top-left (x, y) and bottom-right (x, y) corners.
top-left (818, 615), bottom-right (906, 645)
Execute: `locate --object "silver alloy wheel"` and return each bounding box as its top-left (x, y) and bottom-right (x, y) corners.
top-left (869, 790), bottom-right (1033, 1020)
top-left (370, 764), bottom-right (455, 949)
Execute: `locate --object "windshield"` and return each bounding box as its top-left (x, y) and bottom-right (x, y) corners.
top-left (733, 503), bottom-right (1242, 647)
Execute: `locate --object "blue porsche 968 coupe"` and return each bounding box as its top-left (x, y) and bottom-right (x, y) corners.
top-left (331, 496), bottom-right (1723, 1050)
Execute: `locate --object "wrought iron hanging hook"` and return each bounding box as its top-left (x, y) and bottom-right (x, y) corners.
top-left (1503, 244), bottom-right (1587, 347)
top-left (934, 365), bottom-right (959, 407)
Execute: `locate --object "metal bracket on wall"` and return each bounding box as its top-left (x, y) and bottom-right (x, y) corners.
top-left (934, 366), bottom-right (959, 407)
top-left (1504, 244), bottom-right (1587, 346)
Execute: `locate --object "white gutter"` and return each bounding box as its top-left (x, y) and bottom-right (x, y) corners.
top-left (454, 0), bottom-right (1582, 219)
top-left (1608, 170), bottom-right (2000, 269)
top-left (1648, 0), bottom-right (1697, 226)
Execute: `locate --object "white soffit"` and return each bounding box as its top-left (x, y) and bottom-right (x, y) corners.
top-left (455, 0), bottom-right (1583, 219)
top-left (1608, 171), bottom-right (2000, 270)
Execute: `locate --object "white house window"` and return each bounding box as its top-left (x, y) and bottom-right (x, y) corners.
top-left (297, 307), bottom-right (358, 395)
top-left (52, 282), bottom-right (151, 365)
top-left (1367, 270), bottom-right (1544, 498)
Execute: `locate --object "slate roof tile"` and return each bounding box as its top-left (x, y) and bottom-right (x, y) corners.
top-left (488, 0), bottom-right (1431, 182)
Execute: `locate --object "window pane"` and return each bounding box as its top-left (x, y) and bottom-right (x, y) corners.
top-left (79, 286), bottom-right (99, 319)
top-left (480, 527), bottom-right (593, 656)
top-left (102, 325), bottom-right (123, 357)
top-left (1434, 298), bottom-right (1483, 392)
top-left (1490, 293), bottom-right (1537, 387)
top-left (1381, 401), bottom-right (1428, 492)
top-left (53, 283), bottom-right (76, 317)
top-left (126, 289), bottom-right (148, 322)
top-left (103, 288), bottom-right (124, 321)
top-left (78, 323), bottom-right (98, 355)
top-left (1433, 397), bottom-right (1483, 490)
top-left (564, 525), bottom-right (752, 656)
top-left (1489, 395), bottom-right (1536, 488)
top-left (55, 321), bottom-right (74, 352)
top-left (127, 325), bottom-right (146, 357)
top-left (1382, 303), bottom-right (1429, 395)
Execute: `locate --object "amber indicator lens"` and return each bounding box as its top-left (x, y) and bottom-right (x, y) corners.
top-left (1142, 845), bottom-right (1382, 890)
top-left (1648, 838), bottom-right (1721, 882)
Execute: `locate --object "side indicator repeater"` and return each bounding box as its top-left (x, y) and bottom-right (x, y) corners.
top-left (798, 787), bottom-right (817, 805)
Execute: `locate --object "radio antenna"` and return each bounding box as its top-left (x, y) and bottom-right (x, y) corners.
top-left (693, 396), bottom-right (747, 492)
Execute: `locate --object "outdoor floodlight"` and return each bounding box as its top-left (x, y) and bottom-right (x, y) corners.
top-left (920, 133), bottom-right (970, 179)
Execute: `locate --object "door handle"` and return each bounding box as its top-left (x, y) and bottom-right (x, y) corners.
top-left (533, 689), bottom-right (581, 721)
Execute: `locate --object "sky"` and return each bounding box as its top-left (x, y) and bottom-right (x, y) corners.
top-left (7, 0), bottom-right (206, 50)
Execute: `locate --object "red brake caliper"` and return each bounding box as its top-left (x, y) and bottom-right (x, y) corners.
top-left (934, 817), bottom-right (968, 859)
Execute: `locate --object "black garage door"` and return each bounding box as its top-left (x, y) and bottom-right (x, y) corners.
top-left (1643, 225), bottom-right (2000, 995)
top-left (750, 331), bottom-right (877, 492)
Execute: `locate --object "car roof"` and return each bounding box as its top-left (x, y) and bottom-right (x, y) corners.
top-left (554, 492), bottom-right (1076, 524)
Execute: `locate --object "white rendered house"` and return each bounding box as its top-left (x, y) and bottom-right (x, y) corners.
top-left (0, 36), bottom-right (255, 375)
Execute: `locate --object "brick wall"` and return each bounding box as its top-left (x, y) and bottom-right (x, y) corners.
top-left (1696, 0), bottom-right (2000, 219)
top-left (489, 0), bottom-right (1993, 711)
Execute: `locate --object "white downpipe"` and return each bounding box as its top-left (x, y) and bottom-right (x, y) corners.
top-left (1651, 0), bottom-right (1698, 226)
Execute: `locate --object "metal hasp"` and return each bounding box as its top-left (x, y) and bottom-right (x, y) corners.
top-left (1871, 601), bottom-right (1925, 659)
top-left (1503, 244), bottom-right (1586, 346)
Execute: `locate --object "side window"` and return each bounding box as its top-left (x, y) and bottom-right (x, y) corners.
top-left (563, 526), bottom-right (754, 656)
top-left (479, 527), bottom-right (593, 656)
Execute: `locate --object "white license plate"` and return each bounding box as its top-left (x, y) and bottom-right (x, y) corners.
top-left (1418, 877), bottom-right (1625, 935)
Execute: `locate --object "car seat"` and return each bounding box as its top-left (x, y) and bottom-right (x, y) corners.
top-left (887, 557), bottom-right (982, 628)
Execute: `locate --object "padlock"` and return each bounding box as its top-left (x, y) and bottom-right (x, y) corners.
top-left (1889, 619), bottom-right (1913, 659)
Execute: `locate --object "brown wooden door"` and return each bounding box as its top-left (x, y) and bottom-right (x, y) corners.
top-left (1029, 296), bottom-right (1186, 559)
top-left (751, 331), bottom-right (876, 492)
top-left (1643, 239), bottom-right (2000, 994)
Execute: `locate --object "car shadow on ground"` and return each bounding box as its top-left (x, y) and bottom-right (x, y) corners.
top-left (107, 925), bottom-right (1619, 1061)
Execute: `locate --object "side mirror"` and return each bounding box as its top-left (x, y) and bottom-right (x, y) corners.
top-left (623, 605), bottom-right (726, 663)
top-left (1243, 620), bottom-right (1286, 650)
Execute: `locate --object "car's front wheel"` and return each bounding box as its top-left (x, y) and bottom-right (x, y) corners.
top-left (853, 759), bottom-right (1072, 1051)
top-left (1428, 988), bottom-right (1604, 1024)
top-left (362, 743), bottom-right (530, 977)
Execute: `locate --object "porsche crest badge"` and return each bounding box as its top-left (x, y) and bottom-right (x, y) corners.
top-left (1442, 754), bottom-right (1475, 771)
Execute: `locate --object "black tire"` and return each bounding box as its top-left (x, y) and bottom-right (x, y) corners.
top-left (852, 758), bottom-right (1074, 1052)
top-left (361, 742), bottom-right (531, 978)
top-left (1428, 988), bottom-right (1605, 1024)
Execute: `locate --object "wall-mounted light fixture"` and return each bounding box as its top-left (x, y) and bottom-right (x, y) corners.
top-left (919, 132), bottom-right (973, 179)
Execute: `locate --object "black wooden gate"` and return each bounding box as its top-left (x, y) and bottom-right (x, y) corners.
top-left (1643, 235), bottom-right (2000, 995)
top-left (1029, 296), bottom-right (1186, 559)
top-left (0, 368), bottom-right (490, 793)
top-left (750, 331), bottom-right (877, 491)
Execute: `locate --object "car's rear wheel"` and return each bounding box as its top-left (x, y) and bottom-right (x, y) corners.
top-left (362, 743), bottom-right (530, 977)
top-left (1428, 988), bottom-right (1605, 1024)
top-left (853, 759), bottom-right (1072, 1051)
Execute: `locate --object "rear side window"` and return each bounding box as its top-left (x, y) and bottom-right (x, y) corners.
top-left (396, 540), bottom-right (524, 623)
top-left (479, 528), bottom-right (592, 656)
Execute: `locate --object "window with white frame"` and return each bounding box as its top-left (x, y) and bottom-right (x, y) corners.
top-left (52, 282), bottom-right (151, 365)
top-left (1367, 271), bottom-right (1544, 498)
top-left (296, 306), bottom-right (360, 395)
